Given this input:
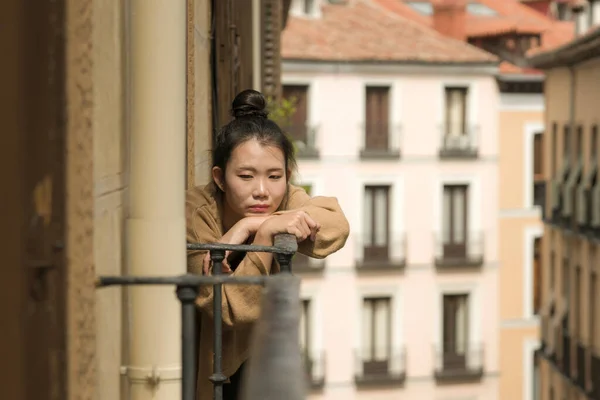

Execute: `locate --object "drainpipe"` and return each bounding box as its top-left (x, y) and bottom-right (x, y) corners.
top-left (124, 0), bottom-right (187, 398)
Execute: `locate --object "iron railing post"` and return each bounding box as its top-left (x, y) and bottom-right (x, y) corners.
top-left (208, 249), bottom-right (227, 400)
top-left (176, 283), bottom-right (200, 400)
top-left (273, 234), bottom-right (297, 273)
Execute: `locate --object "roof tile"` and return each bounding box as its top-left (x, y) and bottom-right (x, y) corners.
top-left (281, 0), bottom-right (498, 63)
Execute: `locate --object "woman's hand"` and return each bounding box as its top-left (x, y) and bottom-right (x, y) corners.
top-left (202, 216), bottom-right (272, 275)
top-left (256, 211), bottom-right (321, 243)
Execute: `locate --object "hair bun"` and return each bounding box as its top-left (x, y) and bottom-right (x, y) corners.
top-left (231, 89), bottom-right (269, 119)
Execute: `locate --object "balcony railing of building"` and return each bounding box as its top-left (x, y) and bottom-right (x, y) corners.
top-left (302, 350), bottom-right (326, 390)
top-left (359, 122), bottom-right (402, 160)
top-left (438, 124), bottom-right (479, 159)
top-left (96, 234), bottom-right (306, 400)
top-left (592, 347), bottom-right (600, 400)
top-left (434, 231), bottom-right (484, 269)
top-left (534, 180), bottom-right (546, 216)
top-left (433, 343), bottom-right (484, 382)
top-left (354, 348), bottom-right (407, 386)
top-left (562, 330), bottom-right (571, 378)
top-left (288, 123), bottom-right (320, 159)
top-left (548, 174), bottom-right (600, 241)
top-left (575, 340), bottom-right (586, 391)
top-left (354, 232), bottom-right (407, 271)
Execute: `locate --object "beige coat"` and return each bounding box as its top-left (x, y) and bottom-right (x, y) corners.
top-left (186, 183), bottom-right (350, 399)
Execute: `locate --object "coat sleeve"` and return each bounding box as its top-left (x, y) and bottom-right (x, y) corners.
top-left (277, 185), bottom-right (350, 259)
top-left (187, 205), bottom-right (272, 329)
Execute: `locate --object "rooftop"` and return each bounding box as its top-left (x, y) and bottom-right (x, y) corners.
top-left (374, 0), bottom-right (574, 73)
top-left (281, 0), bottom-right (498, 64)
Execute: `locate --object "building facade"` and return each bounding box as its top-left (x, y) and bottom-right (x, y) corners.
top-left (1, 0), bottom-right (290, 399)
top-left (370, 1), bottom-right (572, 399)
top-left (282, 1), bottom-right (500, 399)
top-left (530, 3), bottom-right (600, 399)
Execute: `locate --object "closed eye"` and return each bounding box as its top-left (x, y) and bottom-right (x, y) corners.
top-left (239, 175), bottom-right (253, 180)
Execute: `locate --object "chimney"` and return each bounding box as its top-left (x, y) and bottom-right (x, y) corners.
top-left (432, 0), bottom-right (467, 42)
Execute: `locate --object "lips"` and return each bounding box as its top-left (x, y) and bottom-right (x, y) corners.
top-left (248, 205), bottom-right (270, 212)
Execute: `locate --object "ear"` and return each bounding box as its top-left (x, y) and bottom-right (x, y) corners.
top-left (286, 168), bottom-right (293, 183)
top-left (212, 167), bottom-right (225, 192)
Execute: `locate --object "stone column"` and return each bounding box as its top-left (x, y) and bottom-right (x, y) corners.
top-left (125, 0), bottom-right (187, 398)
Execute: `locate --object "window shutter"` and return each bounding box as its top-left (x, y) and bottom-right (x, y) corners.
top-left (262, 0), bottom-right (282, 100)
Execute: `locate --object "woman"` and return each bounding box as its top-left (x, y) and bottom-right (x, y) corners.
top-left (186, 89), bottom-right (350, 400)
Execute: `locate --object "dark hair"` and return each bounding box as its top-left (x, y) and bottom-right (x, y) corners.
top-left (212, 89), bottom-right (297, 183)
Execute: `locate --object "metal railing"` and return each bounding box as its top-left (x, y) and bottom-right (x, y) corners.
top-left (354, 232), bottom-right (407, 269)
top-left (96, 234), bottom-right (302, 400)
top-left (288, 123), bottom-right (320, 158)
top-left (359, 122), bottom-right (402, 158)
top-left (354, 348), bottom-right (407, 384)
top-left (433, 343), bottom-right (484, 380)
top-left (438, 124), bottom-right (479, 158)
top-left (433, 231), bottom-right (484, 267)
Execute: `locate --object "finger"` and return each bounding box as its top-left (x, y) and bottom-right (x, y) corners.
top-left (288, 226), bottom-right (307, 242)
top-left (303, 213), bottom-right (319, 230)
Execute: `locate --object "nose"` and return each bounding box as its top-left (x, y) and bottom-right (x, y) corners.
top-left (252, 178), bottom-right (269, 198)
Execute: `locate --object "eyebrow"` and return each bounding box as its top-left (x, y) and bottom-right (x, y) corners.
top-left (236, 166), bottom-right (284, 173)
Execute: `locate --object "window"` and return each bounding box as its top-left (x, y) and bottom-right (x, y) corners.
top-left (405, 1), bottom-right (433, 15)
top-left (592, 0), bottom-right (600, 26)
top-left (550, 251), bottom-right (556, 291)
top-left (303, 0), bottom-right (314, 15)
top-left (442, 294), bottom-right (469, 370)
top-left (534, 132), bottom-right (543, 179)
top-left (563, 256), bottom-right (570, 303)
top-left (466, 2), bottom-right (497, 16)
top-left (552, 123), bottom-right (558, 177)
top-left (577, 125), bottom-right (584, 161)
top-left (283, 85), bottom-right (309, 144)
top-left (591, 273), bottom-right (596, 352)
top-left (533, 238), bottom-right (542, 315)
top-left (362, 297), bottom-right (391, 373)
top-left (365, 86), bottom-right (390, 150)
top-left (575, 267), bottom-right (581, 339)
top-left (592, 125), bottom-right (598, 161)
top-left (445, 87), bottom-right (468, 136)
top-left (564, 125), bottom-right (571, 161)
top-left (442, 185), bottom-right (468, 258)
top-left (363, 186), bottom-right (390, 261)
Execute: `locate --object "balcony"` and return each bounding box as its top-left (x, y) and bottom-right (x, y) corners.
top-left (576, 341), bottom-right (586, 391)
top-left (434, 231), bottom-right (484, 269)
top-left (548, 179), bottom-right (564, 225)
top-left (359, 122), bottom-right (401, 160)
top-left (355, 233), bottom-right (407, 271)
top-left (562, 332), bottom-right (571, 378)
top-left (438, 124), bottom-right (479, 159)
top-left (434, 343), bottom-right (484, 383)
top-left (354, 349), bottom-right (406, 387)
top-left (534, 180), bottom-right (546, 217)
top-left (287, 123), bottom-right (320, 159)
top-left (292, 252), bottom-right (325, 274)
top-left (592, 348), bottom-right (600, 400)
top-left (302, 350), bottom-right (325, 390)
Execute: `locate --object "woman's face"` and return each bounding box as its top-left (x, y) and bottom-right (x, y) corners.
top-left (213, 138), bottom-right (288, 227)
